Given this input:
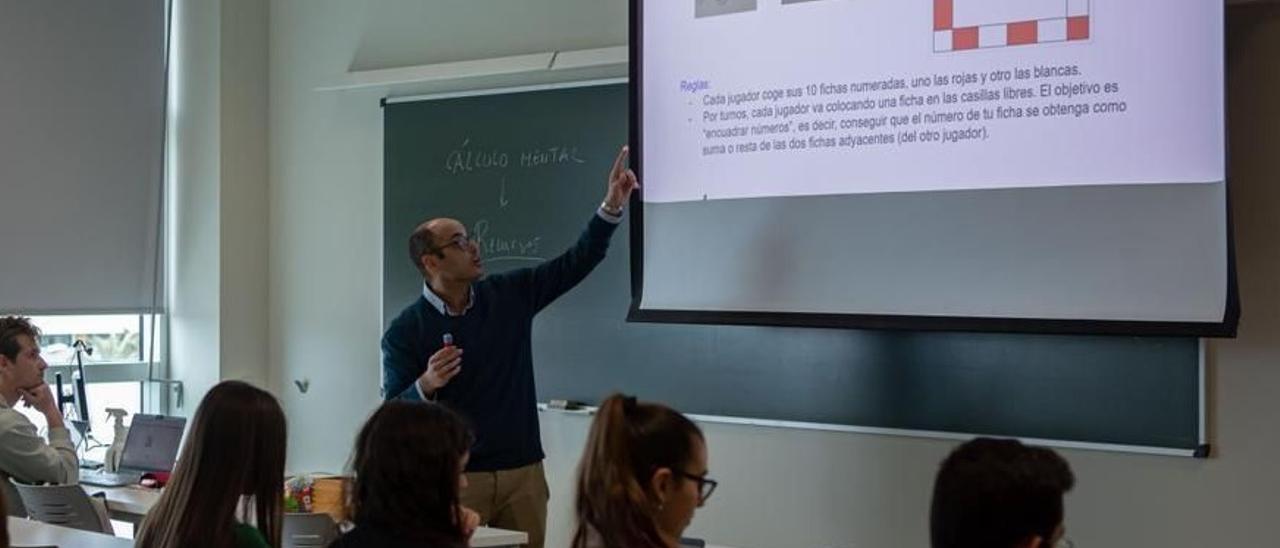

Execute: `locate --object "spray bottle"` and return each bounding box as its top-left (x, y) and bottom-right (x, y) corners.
top-left (102, 408), bottom-right (129, 472)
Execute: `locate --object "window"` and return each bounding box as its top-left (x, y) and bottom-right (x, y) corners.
top-left (6, 313), bottom-right (163, 463)
top-left (32, 314), bottom-right (147, 364)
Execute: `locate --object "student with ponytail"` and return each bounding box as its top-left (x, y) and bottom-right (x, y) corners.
top-left (572, 394), bottom-right (716, 548)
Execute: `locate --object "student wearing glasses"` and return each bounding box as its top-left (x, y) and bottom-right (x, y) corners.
top-left (930, 437), bottom-right (1076, 548)
top-left (381, 147), bottom-right (638, 548)
top-left (571, 394), bottom-right (715, 548)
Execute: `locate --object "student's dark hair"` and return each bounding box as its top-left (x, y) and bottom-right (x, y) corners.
top-left (930, 437), bottom-right (1075, 548)
top-left (0, 316), bottom-right (40, 362)
top-left (136, 381), bottom-right (287, 548)
top-left (347, 400), bottom-right (474, 548)
top-left (572, 393), bottom-right (704, 548)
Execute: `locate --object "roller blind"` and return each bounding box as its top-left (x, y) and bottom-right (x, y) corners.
top-left (0, 0), bottom-right (167, 313)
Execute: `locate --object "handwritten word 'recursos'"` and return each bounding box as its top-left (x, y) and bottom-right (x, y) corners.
top-left (472, 219), bottom-right (544, 260)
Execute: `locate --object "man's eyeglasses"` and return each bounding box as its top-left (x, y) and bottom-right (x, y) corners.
top-left (673, 469), bottom-right (718, 503)
top-left (429, 234), bottom-right (478, 255)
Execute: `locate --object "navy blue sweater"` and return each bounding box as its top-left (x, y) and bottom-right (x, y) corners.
top-left (381, 214), bottom-right (618, 472)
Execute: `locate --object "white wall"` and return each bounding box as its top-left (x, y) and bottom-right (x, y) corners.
top-left (267, 0), bottom-right (385, 467)
top-left (218, 0), bottom-right (271, 389)
top-left (263, 2), bottom-right (1280, 547)
top-left (168, 0), bottom-right (271, 415)
top-left (168, 0), bottom-right (223, 415)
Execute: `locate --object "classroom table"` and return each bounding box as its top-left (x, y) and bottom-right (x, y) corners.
top-left (7, 516), bottom-right (133, 547)
top-left (85, 484), bottom-right (529, 547)
top-left (87, 483), bottom-right (157, 524)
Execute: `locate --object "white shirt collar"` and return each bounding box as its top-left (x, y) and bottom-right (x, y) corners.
top-left (422, 283), bottom-right (475, 316)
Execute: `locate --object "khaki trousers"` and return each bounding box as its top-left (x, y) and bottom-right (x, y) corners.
top-left (461, 461), bottom-right (549, 548)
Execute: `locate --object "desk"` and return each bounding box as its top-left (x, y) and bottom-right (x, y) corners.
top-left (470, 526), bottom-right (529, 548)
top-left (85, 485), bottom-right (528, 547)
top-left (88, 484), bottom-right (158, 523)
top-left (7, 516), bottom-right (133, 547)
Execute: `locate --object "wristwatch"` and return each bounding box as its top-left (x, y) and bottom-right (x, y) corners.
top-left (600, 201), bottom-right (624, 217)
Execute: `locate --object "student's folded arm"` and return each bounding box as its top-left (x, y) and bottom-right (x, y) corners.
top-left (0, 419), bottom-right (78, 485)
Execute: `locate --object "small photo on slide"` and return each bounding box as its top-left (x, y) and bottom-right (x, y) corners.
top-left (695, 0), bottom-right (757, 19)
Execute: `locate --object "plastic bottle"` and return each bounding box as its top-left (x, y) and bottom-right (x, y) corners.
top-left (102, 408), bottom-right (129, 472)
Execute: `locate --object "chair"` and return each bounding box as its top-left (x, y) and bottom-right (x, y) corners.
top-left (283, 512), bottom-right (340, 548)
top-left (2, 477), bottom-right (27, 517)
top-left (8, 480), bottom-right (113, 535)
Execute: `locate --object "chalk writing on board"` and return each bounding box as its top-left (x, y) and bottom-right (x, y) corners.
top-left (518, 146), bottom-right (586, 168)
top-left (444, 139), bottom-right (509, 175)
top-left (473, 219), bottom-right (544, 263)
top-left (444, 140), bottom-right (589, 175)
top-left (499, 178), bottom-right (510, 208)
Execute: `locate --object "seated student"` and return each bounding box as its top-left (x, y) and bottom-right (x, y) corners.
top-left (136, 381), bottom-right (287, 548)
top-left (572, 394), bottom-right (716, 548)
top-left (0, 316), bottom-right (78, 517)
top-left (330, 400), bottom-right (480, 548)
top-left (930, 437), bottom-right (1076, 548)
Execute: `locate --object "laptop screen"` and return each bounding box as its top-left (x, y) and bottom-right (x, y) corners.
top-left (119, 414), bottom-right (186, 472)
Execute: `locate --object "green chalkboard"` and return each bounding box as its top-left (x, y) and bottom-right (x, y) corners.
top-left (383, 83), bottom-right (1203, 452)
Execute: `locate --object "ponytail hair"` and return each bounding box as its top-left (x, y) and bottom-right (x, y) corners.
top-left (571, 394), bottom-right (703, 548)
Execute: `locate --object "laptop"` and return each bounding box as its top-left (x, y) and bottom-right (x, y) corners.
top-left (81, 414), bottom-right (186, 487)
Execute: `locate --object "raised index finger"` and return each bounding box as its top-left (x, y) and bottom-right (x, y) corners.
top-left (610, 146), bottom-right (630, 180)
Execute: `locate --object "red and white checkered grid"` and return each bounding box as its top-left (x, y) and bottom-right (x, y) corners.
top-left (934, 0), bottom-right (1090, 52)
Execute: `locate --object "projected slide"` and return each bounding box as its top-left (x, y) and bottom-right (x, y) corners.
top-left (642, 0), bottom-right (1223, 202)
top-left (633, 0), bottom-right (1231, 334)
